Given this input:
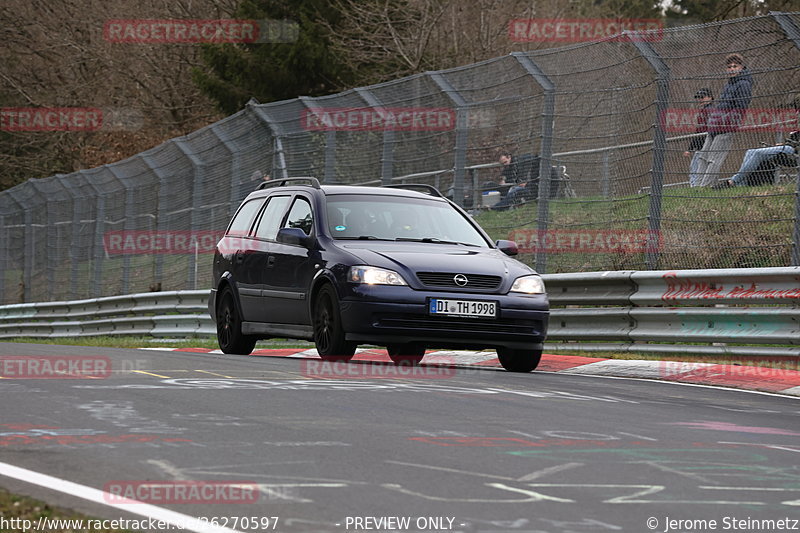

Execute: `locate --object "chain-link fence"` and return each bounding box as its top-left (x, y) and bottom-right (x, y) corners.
top-left (2, 13), bottom-right (800, 304)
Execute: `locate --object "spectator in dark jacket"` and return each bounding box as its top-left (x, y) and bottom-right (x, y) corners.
top-left (493, 151), bottom-right (540, 209)
top-left (683, 88), bottom-right (714, 186)
top-left (694, 53), bottom-right (754, 187)
top-left (499, 152), bottom-right (539, 186)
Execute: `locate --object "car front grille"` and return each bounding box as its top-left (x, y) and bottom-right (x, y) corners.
top-left (377, 316), bottom-right (542, 336)
top-left (416, 272), bottom-right (502, 289)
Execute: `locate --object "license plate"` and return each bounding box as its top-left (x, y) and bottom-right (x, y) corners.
top-left (429, 298), bottom-right (497, 318)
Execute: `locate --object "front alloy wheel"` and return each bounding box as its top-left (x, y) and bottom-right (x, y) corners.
top-left (313, 285), bottom-right (356, 361)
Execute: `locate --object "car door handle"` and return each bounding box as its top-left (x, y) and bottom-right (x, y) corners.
top-left (235, 251), bottom-right (244, 264)
top-left (267, 255), bottom-right (276, 267)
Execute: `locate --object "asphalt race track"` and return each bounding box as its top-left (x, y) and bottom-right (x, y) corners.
top-left (1, 342), bottom-right (799, 533)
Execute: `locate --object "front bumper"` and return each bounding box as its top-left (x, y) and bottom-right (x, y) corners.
top-left (339, 286), bottom-right (548, 350)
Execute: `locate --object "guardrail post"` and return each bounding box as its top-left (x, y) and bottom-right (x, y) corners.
top-left (771, 12), bottom-right (800, 265)
top-left (512, 53), bottom-right (556, 273)
top-left (248, 103), bottom-right (289, 185)
top-left (173, 139), bottom-right (206, 290)
top-left (429, 72), bottom-right (469, 208)
top-left (356, 88), bottom-right (395, 186)
top-left (629, 34), bottom-right (670, 270)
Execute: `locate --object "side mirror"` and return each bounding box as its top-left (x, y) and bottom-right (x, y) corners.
top-left (277, 227), bottom-right (311, 247)
top-left (495, 239), bottom-right (518, 256)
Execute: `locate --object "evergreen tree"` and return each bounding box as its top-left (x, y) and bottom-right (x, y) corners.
top-left (193, 0), bottom-right (355, 114)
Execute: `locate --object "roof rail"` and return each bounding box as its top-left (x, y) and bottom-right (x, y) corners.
top-left (256, 177), bottom-right (321, 190)
top-left (382, 183), bottom-right (444, 198)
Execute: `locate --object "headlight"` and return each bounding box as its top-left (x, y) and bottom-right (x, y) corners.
top-left (348, 266), bottom-right (408, 286)
top-left (510, 275), bottom-right (545, 294)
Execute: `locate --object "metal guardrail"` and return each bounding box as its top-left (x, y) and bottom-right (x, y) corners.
top-left (545, 267), bottom-right (800, 357)
top-left (0, 291), bottom-right (214, 339)
top-left (1, 267), bottom-right (798, 357)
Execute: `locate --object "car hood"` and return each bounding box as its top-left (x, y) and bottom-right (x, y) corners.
top-left (337, 241), bottom-right (534, 279)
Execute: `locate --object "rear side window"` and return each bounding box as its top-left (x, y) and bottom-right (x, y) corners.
top-left (227, 198), bottom-right (263, 236)
top-left (254, 195), bottom-right (291, 240)
top-left (284, 198), bottom-right (313, 236)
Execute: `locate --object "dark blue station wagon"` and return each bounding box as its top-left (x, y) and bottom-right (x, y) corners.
top-left (209, 178), bottom-right (549, 372)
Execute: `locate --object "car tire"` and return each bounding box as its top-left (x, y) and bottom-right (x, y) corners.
top-left (496, 347), bottom-right (542, 372)
top-left (386, 344), bottom-right (425, 366)
top-left (216, 287), bottom-right (257, 355)
top-left (313, 285), bottom-right (356, 361)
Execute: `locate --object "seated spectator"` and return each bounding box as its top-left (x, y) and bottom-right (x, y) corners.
top-left (492, 151), bottom-right (562, 210)
top-left (711, 131), bottom-right (799, 188)
top-left (492, 151), bottom-right (539, 210)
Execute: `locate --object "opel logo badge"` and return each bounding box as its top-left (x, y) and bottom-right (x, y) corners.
top-left (454, 274), bottom-right (469, 287)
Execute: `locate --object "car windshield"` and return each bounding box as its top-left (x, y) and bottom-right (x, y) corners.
top-left (326, 194), bottom-right (490, 248)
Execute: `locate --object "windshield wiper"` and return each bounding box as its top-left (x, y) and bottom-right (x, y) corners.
top-left (336, 235), bottom-right (389, 241)
top-left (395, 237), bottom-right (479, 247)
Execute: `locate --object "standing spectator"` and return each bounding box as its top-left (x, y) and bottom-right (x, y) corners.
top-left (694, 53), bottom-right (753, 187)
top-left (684, 88), bottom-right (714, 187)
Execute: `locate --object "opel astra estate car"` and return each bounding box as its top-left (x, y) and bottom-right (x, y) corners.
top-left (209, 178), bottom-right (549, 372)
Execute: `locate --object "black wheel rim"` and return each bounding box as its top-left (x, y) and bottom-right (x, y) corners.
top-left (217, 295), bottom-right (233, 348)
top-left (314, 294), bottom-right (333, 354)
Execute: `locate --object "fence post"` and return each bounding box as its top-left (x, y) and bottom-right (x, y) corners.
top-left (512, 52), bottom-right (556, 273)
top-left (248, 103), bottom-right (289, 182)
top-left (209, 124), bottom-right (244, 218)
top-left (141, 154), bottom-right (172, 287)
top-left (429, 72), bottom-right (469, 207)
top-left (0, 213), bottom-right (5, 303)
top-left (104, 165), bottom-right (136, 294)
top-left (7, 185), bottom-right (39, 302)
top-left (27, 180), bottom-right (62, 300)
top-left (356, 88), bottom-right (395, 186)
top-left (53, 174), bottom-right (82, 299)
top-left (299, 96), bottom-right (337, 184)
top-left (91, 186), bottom-right (106, 298)
top-left (173, 139), bottom-right (206, 290)
top-left (771, 12), bottom-right (800, 265)
top-left (629, 34), bottom-right (670, 270)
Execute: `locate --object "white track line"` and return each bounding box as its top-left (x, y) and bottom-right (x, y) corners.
top-left (0, 462), bottom-right (241, 533)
